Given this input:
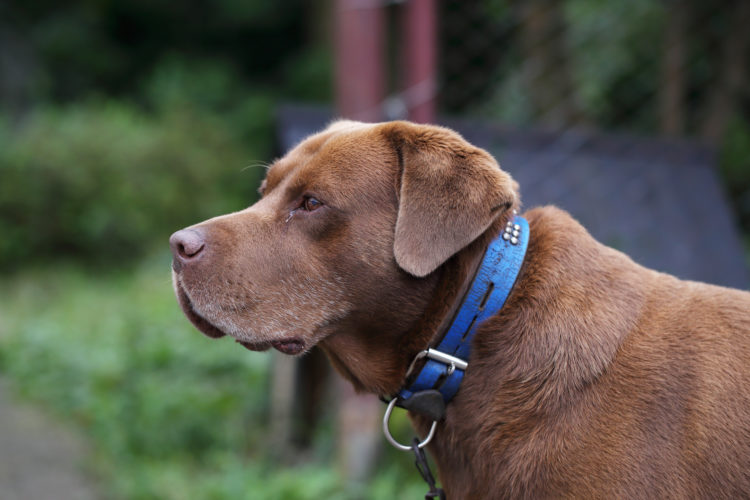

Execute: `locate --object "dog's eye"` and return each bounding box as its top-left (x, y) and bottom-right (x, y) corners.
top-left (303, 196), bottom-right (322, 211)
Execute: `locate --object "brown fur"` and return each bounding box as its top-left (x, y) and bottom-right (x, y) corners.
top-left (170, 120), bottom-right (750, 498)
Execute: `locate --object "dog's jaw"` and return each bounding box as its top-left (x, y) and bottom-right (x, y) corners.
top-left (173, 276), bottom-right (228, 339)
top-left (172, 269), bottom-right (346, 356)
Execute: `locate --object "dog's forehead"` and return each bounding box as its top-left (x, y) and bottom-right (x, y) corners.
top-left (266, 123), bottom-right (393, 198)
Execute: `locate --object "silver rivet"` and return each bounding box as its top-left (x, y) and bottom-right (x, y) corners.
top-left (512, 230), bottom-right (520, 237)
top-left (502, 232), bottom-right (511, 241)
top-left (510, 237), bottom-right (519, 245)
top-left (514, 224), bottom-right (521, 231)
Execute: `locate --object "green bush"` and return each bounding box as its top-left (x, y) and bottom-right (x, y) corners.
top-left (0, 96), bottom-right (271, 268)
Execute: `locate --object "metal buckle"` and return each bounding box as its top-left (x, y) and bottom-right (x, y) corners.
top-left (382, 398), bottom-right (438, 451)
top-left (424, 348), bottom-right (468, 371)
top-left (404, 348), bottom-right (468, 381)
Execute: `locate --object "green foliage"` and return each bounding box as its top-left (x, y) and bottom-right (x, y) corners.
top-left (0, 0), bottom-right (333, 269)
top-left (0, 93), bottom-right (270, 268)
top-left (565, 0), bottom-right (663, 130)
top-left (6, 0), bottom-right (311, 102)
top-left (720, 116), bottom-right (750, 234)
top-left (0, 259), bottom-right (428, 499)
top-left (278, 46), bottom-right (334, 102)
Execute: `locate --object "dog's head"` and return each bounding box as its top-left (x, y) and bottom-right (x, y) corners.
top-left (170, 120), bottom-right (518, 357)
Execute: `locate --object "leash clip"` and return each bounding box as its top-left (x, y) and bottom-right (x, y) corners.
top-left (411, 438), bottom-right (447, 500)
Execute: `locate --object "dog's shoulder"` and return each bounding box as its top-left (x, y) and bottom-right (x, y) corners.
top-left (521, 204), bottom-right (646, 279)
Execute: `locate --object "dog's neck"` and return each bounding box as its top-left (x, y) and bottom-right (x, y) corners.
top-left (319, 213), bottom-right (512, 397)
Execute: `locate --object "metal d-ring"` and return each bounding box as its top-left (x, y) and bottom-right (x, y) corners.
top-left (382, 398), bottom-right (438, 451)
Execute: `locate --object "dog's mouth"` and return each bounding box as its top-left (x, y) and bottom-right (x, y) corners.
top-left (175, 280), bottom-right (306, 355)
top-left (237, 338), bottom-right (304, 355)
top-left (175, 282), bottom-right (228, 339)
top-left (269, 339), bottom-right (306, 355)
top-left (237, 339), bottom-right (272, 352)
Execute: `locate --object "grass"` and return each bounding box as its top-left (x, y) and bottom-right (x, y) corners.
top-left (0, 251), bottom-right (426, 499)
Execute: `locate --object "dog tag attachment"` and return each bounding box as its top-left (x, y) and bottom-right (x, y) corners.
top-left (383, 398), bottom-right (438, 451)
top-left (399, 390), bottom-right (446, 422)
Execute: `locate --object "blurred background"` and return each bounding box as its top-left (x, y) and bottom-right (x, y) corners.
top-left (0, 0), bottom-right (748, 498)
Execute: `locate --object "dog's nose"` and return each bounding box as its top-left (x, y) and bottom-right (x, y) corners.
top-left (169, 229), bottom-right (205, 268)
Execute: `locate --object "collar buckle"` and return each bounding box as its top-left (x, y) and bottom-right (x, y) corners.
top-left (405, 348), bottom-right (468, 381)
top-left (424, 348), bottom-right (468, 372)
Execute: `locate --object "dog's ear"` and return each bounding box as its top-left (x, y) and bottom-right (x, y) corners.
top-left (382, 122), bottom-right (519, 277)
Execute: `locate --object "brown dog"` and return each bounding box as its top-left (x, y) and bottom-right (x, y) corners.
top-left (170, 120), bottom-right (750, 498)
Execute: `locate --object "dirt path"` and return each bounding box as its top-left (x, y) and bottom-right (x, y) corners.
top-left (0, 379), bottom-right (99, 500)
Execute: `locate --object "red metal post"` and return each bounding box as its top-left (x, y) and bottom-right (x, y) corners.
top-left (402, 0), bottom-right (437, 123)
top-left (335, 0), bottom-right (386, 121)
top-left (333, 1), bottom-right (388, 487)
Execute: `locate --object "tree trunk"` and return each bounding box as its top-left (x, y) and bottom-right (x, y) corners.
top-left (659, 0), bottom-right (688, 136)
top-left (699, 0), bottom-right (750, 145)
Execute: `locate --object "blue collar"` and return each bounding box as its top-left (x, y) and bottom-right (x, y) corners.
top-left (390, 215), bottom-right (530, 424)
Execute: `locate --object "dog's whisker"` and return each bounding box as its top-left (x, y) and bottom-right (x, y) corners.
top-left (240, 161), bottom-right (273, 173)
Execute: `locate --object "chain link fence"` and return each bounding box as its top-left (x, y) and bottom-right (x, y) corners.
top-left (439, 0), bottom-right (748, 136)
